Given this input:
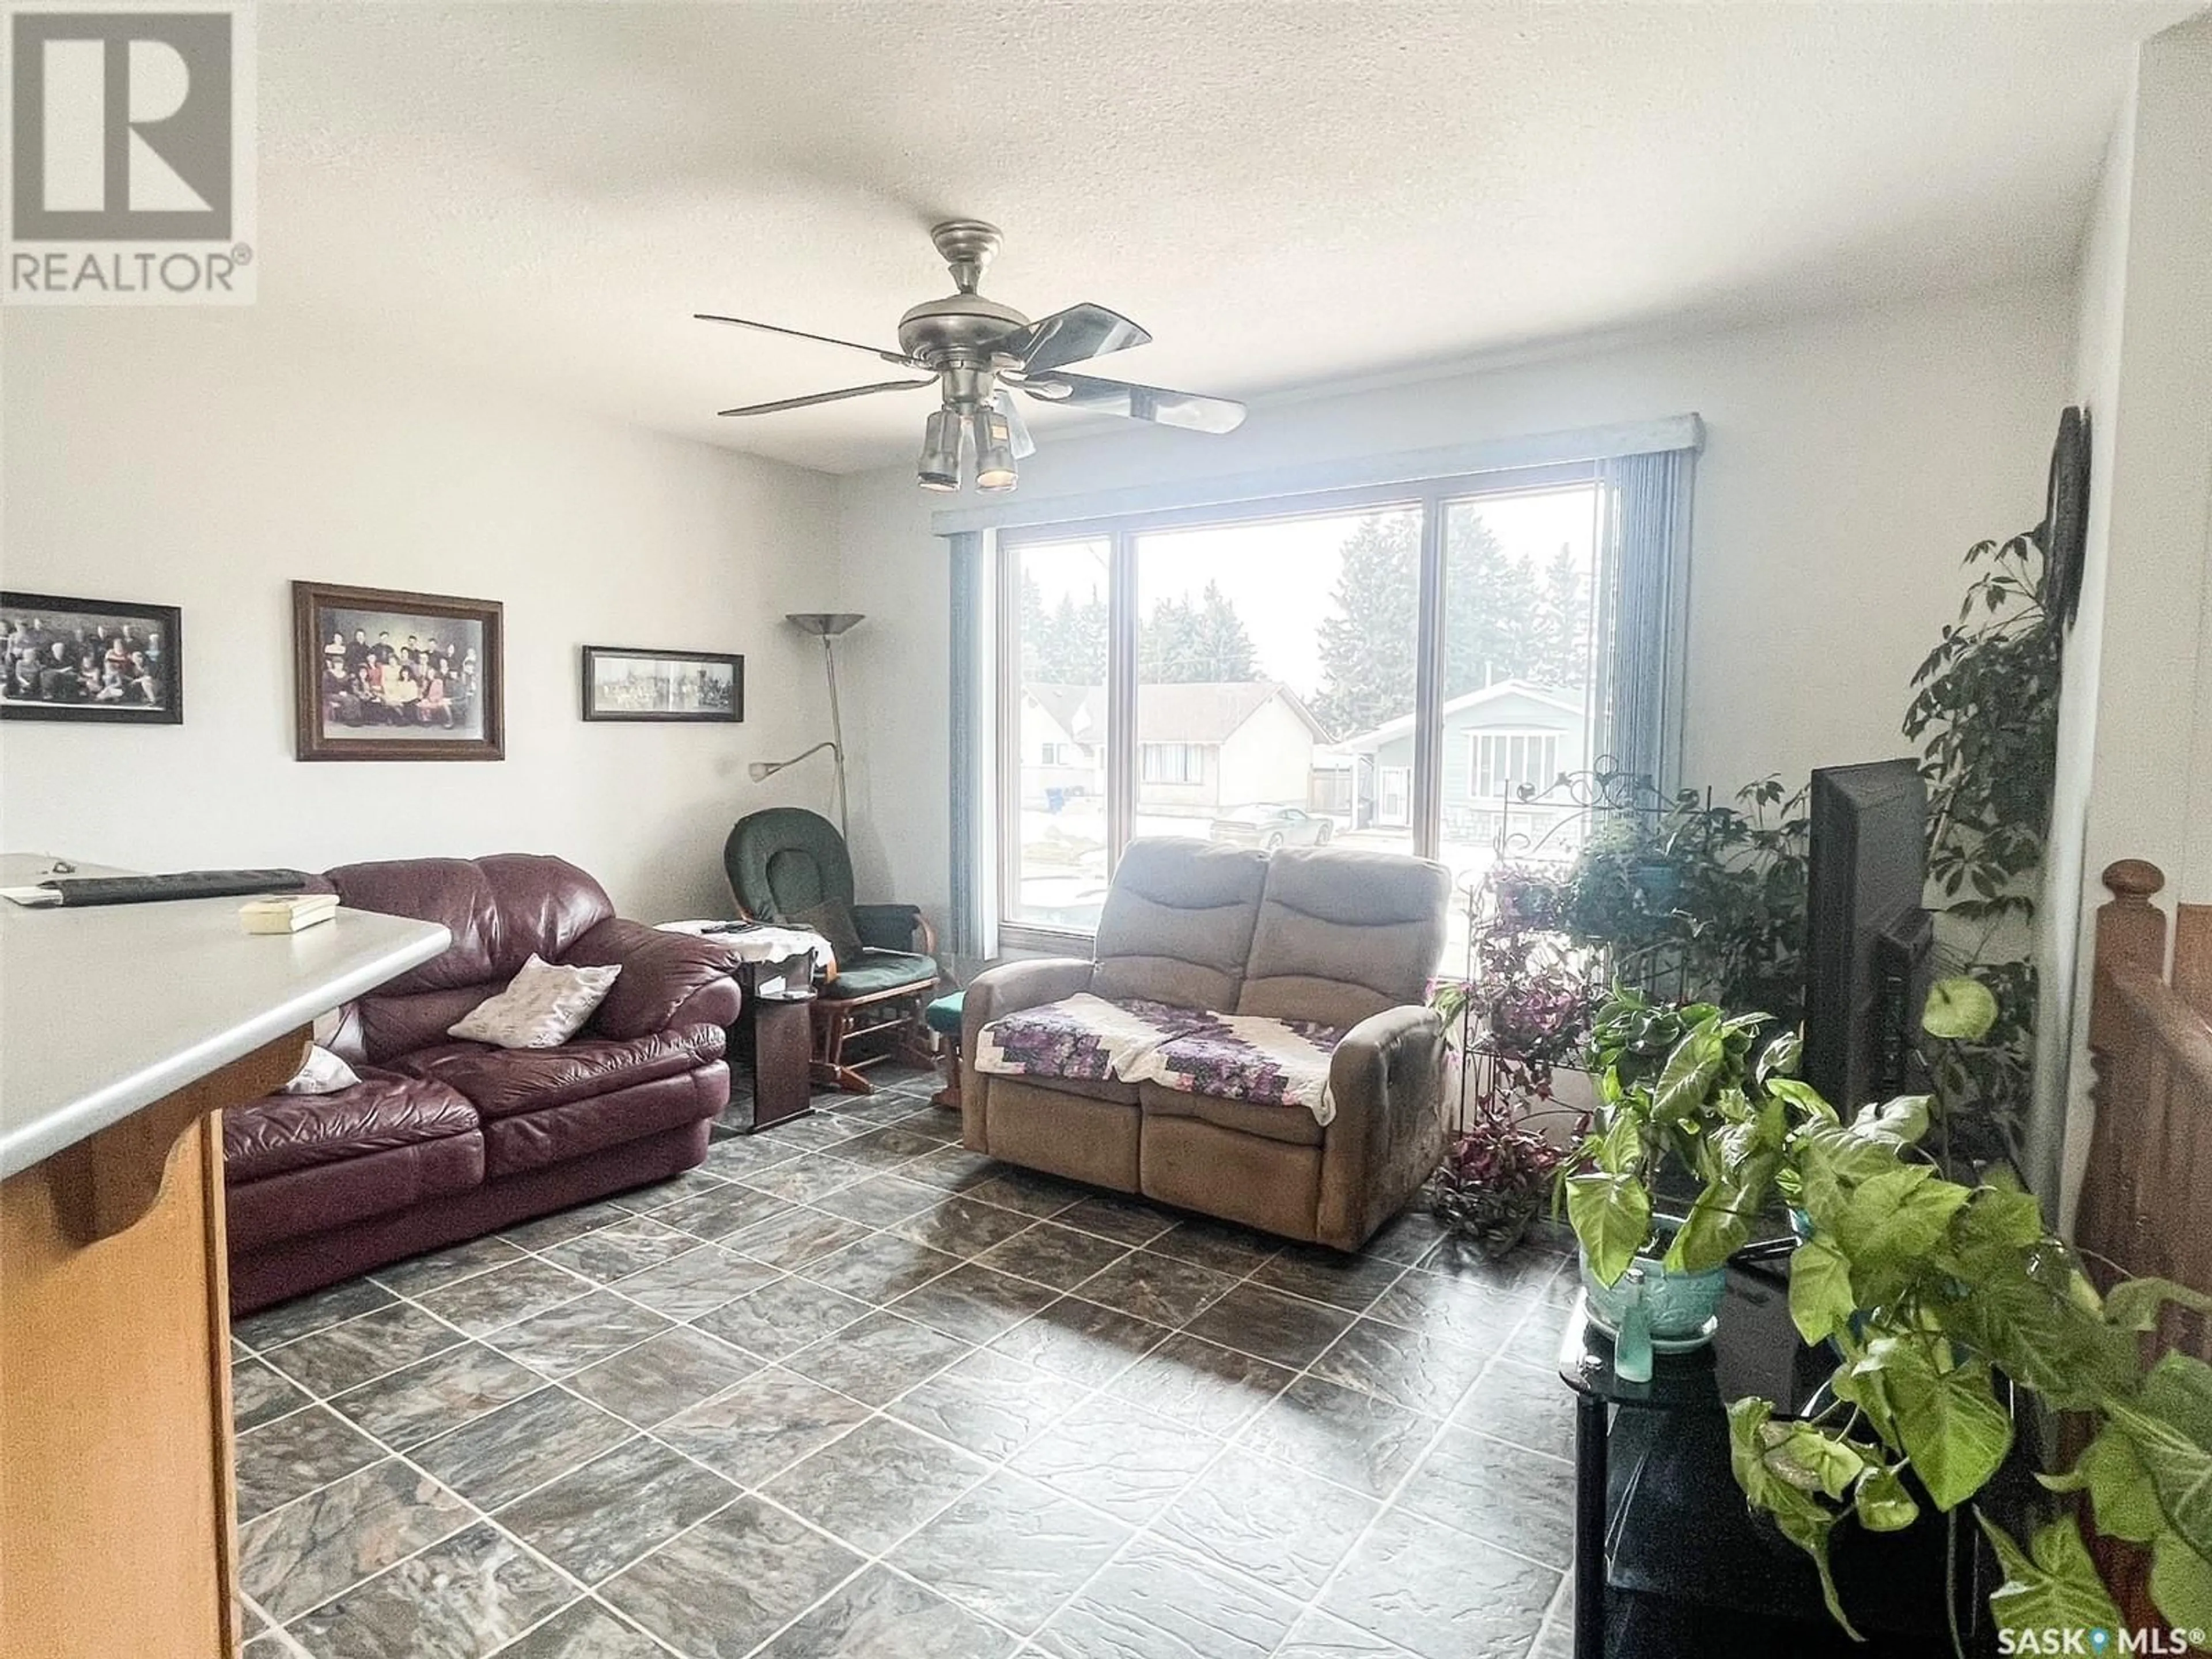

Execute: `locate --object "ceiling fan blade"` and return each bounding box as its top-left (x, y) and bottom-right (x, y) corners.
top-left (994, 389), bottom-right (1037, 459)
top-left (695, 312), bottom-right (919, 369)
top-left (996, 302), bottom-right (1150, 374)
top-left (1022, 371), bottom-right (1246, 434)
top-left (717, 378), bottom-right (935, 418)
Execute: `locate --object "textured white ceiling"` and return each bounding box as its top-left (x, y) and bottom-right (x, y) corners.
top-left (257, 1), bottom-right (2199, 473)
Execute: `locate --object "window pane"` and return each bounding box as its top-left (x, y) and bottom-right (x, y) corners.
top-left (1134, 505), bottom-right (1420, 872)
top-left (1437, 484), bottom-right (1601, 972)
top-left (1010, 536), bottom-right (1111, 930)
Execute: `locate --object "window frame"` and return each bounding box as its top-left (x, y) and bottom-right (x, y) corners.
top-left (1469, 727), bottom-right (1563, 804)
top-left (993, 463), bottom-right (1601, 952)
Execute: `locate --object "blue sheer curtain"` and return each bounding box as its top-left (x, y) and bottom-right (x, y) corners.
top-left (1596, 447), bottom-right (1698, 794)
top-left (945, 529), bottom-right (994, 961)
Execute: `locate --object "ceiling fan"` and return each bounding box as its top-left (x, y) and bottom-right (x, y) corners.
top-left (696, 219), bottom-right (1246, 494)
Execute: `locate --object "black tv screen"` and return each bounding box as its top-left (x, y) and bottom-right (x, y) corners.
top-left (1804, 759), bottom-right (1931, 1111)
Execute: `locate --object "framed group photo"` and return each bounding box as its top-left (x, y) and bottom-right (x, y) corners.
top-left (581, 646), bottom-right (744, 723)
top-left (294, 581), bottom-right (504, 761)
top-left (1, 591), bottom-right (182, 725)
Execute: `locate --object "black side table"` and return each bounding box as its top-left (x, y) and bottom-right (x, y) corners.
top-left (731, 960), bottom-right (816, 1134)
top-left (1558, 1266), bottom-right (1972, 1657)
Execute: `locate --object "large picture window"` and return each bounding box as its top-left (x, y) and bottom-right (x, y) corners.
top-left (995, 468), bottom-right (1606, 961)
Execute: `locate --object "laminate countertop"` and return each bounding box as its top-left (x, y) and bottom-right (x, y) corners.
top-left (0, 854), bottom-right (449, 1179)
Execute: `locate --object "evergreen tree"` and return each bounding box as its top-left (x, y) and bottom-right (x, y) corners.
top-left (1529, 543), bottom-right (1590, 689)
top-left (1021, 577), bottom-right (1108, 683)
top-left (1140, 581), bottom-right (1259, 683)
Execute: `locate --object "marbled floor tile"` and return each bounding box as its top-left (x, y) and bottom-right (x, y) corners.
top-left (695, 1273), bottom-right (870, 1361)
top-left (1235, 1371), bottom-right (1438, 1500)
top-left (987, 1296), bottom-right (1168, 1388)
top-left (234, 1278), bottom-right (397, 1351)
top-left (1105, 1332), bottom-right (1294, 1437)
top-left (754, 1112), bottom-right (875, 1154)
top-left (1531, 1616), bottom-right (1576, 1659)
top-left (762, 1415), bottom-right (988, 1555)
top-left (808, 1172), bottom-right (948, 1230)
top-left (567, 1327), bottom-right (759, 1427)
top-left (238, 1458), bottom-right (474, 1623)
top-left (891, 1194), bottom-right (1036, 1257)
top-left (499, 1198), bottom-right (638, 1252)
top-left (1452, 1356), bottom-right (1578, 1462)
top-left (1393, 1425), bottom-right (1574, 1568)
top-left (889, 1261), bottom-right (1060, 1344)
top-left (754, 1562), bottom-right (1016, 1659)
top-left (1273, 1609), bottom-right (1411, 1658)
top-left (888, 1347), bottom-right (1092, 1460)
top-left (1249, 1245), bottom-right (1408, 1313)
top-left (235, 1405), bottom-right (386, 1522)
top-left (415, 1259), bottom-right (594, 1339)
top-left (286, 1519), bottom-right (574, 1659)
top-left (889, 1471), bottom-right (1128, 1637)
top-left (607, 1241), bottom-right (780, 1321)
top-left (1035, 1535), bottom-right (1299, 1659)
top-left (1419, 1236), bottom-right (1566, 1298)
top-left (647, 1180), bottom-right (792, 1243)
top-left (1365, 1271), bottom-right (1529, 1353)
top-left (1320, 1506), bottom-right (1558, 1659)
top-left (701, 1130), bottom-right (809, 1179)
top-left (233, 1356), bottom-right (309, 1432)
top-left (959, 1166), bottom-right (1091, 1219)
top-left (822, 1123), bottom-right (944, 1172)
top-left (897, 1143), bottom-right (999, 1194)
top-left (796, 1229), bottom-right (963, 1304)
top-left (1053, 1192), bottom-right (1178, 1248)
top-left (1180, 1282), bottom-right (1354, 1370)
top-left (369, 1234), bottom-right (528, 1298)
top-left (262, 1302), bottom-right (467, 1398)
top-left (1308, 1317), bottom-right (1493, 1419)
top-left (599, 1496), bottom-right (863, 1659)
top-left (654, 1366), bottom-right (872, 1486)
top-left (411, 1387), bottom-right (636, 1512)
top-left (1503, 1296), bottom-right (1575, 1365)
top-left (539, 1216), bottom-right (699, 1285)
top-left (882, 1105), bottom-right (959, 1143)
top-left (975, 1222), bottom-right (1132, 1291)
top-left (328, 1342), bottom-right (546, 1453)
top-left (612, 1166), bottom-right (732, 1215)
top-left (497, 1434), bottom-right (737, 1585)
top-left (486, 1597), bottom-right (664, 1658)
top-left (1145, 1217), bottom-right (1282, 1277)
top-left (780, 1309), bottom-right (974, 1407)
top-left (487, 1290), bottom-right (673, 1379)
top-left (1153, 1446), bottom-right (1378, 1598)
top-left (740, 1152), bottom-right (870, 1205)
top-left (1359, 1208), bottom-right (1451, 1266)
top-left (727, 1204), bottom-right (874, 1270)
top-left (1009, 1395), bottom-right (1222, 1525)
top-left (1073, 1251), bottom-right (1238, 1327)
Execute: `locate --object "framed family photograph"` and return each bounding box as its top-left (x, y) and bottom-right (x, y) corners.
top-left (294, 581), bottom-right (504, 761)
top-left (1, 592), bottom-right (182, 725)
top-left (581, 646), bottom-right (744, 723)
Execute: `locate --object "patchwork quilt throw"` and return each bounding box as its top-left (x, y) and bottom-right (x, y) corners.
top-left (1131, 1013), bottom-right (1348, 1127)
top-left (973, 994), bottom-right (1211, 1085)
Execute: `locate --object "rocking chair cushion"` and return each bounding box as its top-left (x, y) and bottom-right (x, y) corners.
top-left (818, 949), bottom-right (937, 1000)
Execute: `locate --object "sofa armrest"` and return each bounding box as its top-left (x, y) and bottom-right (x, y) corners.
top-left (959, 957), bottom-right (1096, 1154)
top-left (1317, 1003), bottom-right (1446, 1249)
top-left (566, 918), bottom-right (742, 1039)
top-left (854, 902), bottom-right (935, 956)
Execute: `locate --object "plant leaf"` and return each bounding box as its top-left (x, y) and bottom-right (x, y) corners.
top-left (1866, 1338), bottom-right (2013, 1510)
top-left (1565, 1170), bottom-right (1650, 1288)
top-left (1923, 976), bottom-right (1999, 1041)
top-left (1854, 1463), bottom-right (1919, 1532)
top-left (2044, 1421), bottom-right (2166, 1544)
top-left (2151, 1530), bottom-right (2212, 1635)
top-left (1788, 1235), bottom-right (1857, 1346)
top-left (2105, 1276), bottom-right (2212, 1333)
top-left (1850, 1094), bottom-right (1931, 1149)
top-left (1978, 1511), bottom-right (2126, 1649)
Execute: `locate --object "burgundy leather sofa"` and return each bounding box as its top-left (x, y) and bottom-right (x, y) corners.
top-left (224, 855), bottom-right (740, 1314)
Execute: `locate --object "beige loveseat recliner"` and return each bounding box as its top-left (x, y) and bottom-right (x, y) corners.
top-left (960, 838), bottom-right (1449, 1252)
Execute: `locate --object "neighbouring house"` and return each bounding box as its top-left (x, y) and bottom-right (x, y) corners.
top-left (1020, 680), bottom-right (1330, 813)
top-left (1338, 679), bottom-right (1589, 844)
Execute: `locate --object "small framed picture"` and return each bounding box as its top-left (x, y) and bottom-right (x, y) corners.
top-left (581, 646), bottom-right (744, 723)
top-left (1, 592), bottom-right (182, 724)
top-left (294, 581), bottom-right (503, 761)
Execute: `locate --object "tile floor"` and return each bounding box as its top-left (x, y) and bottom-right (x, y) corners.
top-left (231, 1066), bottom-right (1580, 1659)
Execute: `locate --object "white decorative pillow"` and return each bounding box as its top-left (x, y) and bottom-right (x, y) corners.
top-left (279, 1043), bottom-right (362, 1095)
top-left (448, 954), bottom-right (622, 1050)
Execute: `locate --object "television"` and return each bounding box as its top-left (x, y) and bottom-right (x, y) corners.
top-left (1803, 759), bottom-right (1933, 1112)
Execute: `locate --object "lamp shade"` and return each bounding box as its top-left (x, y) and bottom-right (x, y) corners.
top-left (785, 613), bottom-right (865, 638)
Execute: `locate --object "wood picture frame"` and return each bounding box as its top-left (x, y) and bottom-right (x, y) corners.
top-left (1, 591), bottom-right (183, 725)
top-left (580, 646), bottom-right (744, 723)
top-left (293, 581), bottom-right (503, 762)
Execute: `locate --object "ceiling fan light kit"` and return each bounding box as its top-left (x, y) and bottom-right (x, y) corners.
top-left (696, 219), bottom-right (1246, 493)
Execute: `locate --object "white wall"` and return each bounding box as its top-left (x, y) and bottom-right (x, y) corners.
top-left (835, 282), bottom-right (2075, 916)
top-left (0, 310), bottom-right (844, 922)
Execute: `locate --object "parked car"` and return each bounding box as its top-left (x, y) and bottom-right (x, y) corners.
top-left (1208, 803), bottom-right (1335, 850)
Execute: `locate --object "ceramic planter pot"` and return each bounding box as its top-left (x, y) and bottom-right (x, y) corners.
top-left (1580, 1218), bottom-right (1727, 1352)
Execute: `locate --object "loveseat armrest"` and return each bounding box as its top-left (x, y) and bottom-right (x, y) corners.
top-left (853, 902), bottom-right (935, 956)
top-left (959, 957), bottom-right (1096, 1153)
top-left (1316, 1003), bottom-right (1446, 1250)
top-left (567, 918), bottom-right (742, 1039)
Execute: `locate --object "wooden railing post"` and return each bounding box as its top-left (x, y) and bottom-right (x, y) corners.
top-left (2091, 859), bottom-right (2168, 1050)
top-left (2080, 860), bottom-right (2168, 1287)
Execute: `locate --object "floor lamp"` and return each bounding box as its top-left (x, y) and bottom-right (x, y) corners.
top-left (748, 613), bottom-right (863, 836)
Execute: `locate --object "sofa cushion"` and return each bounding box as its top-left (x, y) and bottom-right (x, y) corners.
top-left (1090, 838), bottom-right (1267, 1012)
top-left (224, 1074), bottom-right (480, 1184)
top-left (1138, 1081), bottom-right (1326, 1147)
top-left (820, 949), bottom-right (937, 999)
top-left (391, 1025), bottom-right (727, 1120)
top-left (1236, 846), bottom-right (1449, 1027)
top-left (225, 1131), bottom-right (486, 1253)
top-left (325, 853), bottom-right (616, 994)
top-left (484, 1065), bottom-right (726, 1179)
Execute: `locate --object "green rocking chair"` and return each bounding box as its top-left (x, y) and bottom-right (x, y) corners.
top-left (723, 807), bottom-right (940, 1094)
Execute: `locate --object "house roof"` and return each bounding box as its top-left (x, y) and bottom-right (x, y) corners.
top-left (1334, 679), bottom-right (1586, 749)
top-left (1024, 680), bottom-right (1330, 746)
